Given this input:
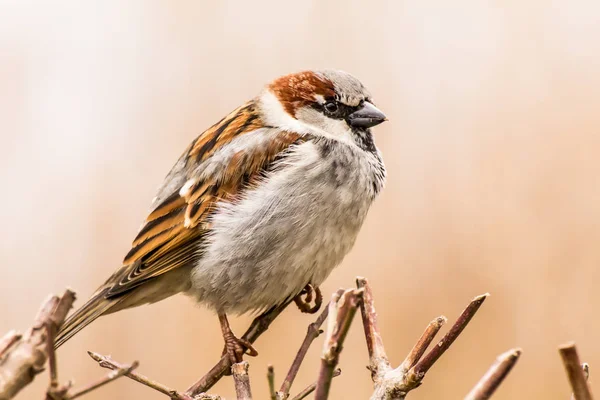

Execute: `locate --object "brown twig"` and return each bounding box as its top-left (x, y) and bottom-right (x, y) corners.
top-left (400, 316), bottom-right (446, 372)
top-left (409, 293), bottom-right (488, 379)
top-left (0, 289), bottom-right (76, 400)
top-left (357, 276), bottom-right (391, 381)
top-left (185, 300), bottom-right (292, 396)
top-left (88, 351), bottom-right (195, 400)
top-left (232, 361), bottom-right (252, 400)
top-left (278, 305), bottom-right (329, 398)
top-left (67, 360), bottom-right (139, 399)
top-left (290, 368), bottom-right (341, 400)
top-left (464, 348), bottom-right (522, 400)
top-left (559, 342), bottom-right (593, 400)
top-left (268, 365), bottom-right (276, 400)
top-left (46, 321), bottom-right (59, 391)
top-left (356, 277), bottom-right (488, 399)
top-left (314, 288), bottom-right (363, 400)
top-left (572, 364), bottom-right (591, 400)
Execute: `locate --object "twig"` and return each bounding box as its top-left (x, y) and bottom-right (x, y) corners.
top-left (232, 361), bottom-right (252, 400)
top-left (559, 343), bottom-right (593, 400)
top-left (67, 361), bottom-right (139, 399)
top-left (314, 288), bottom-right (363, 400)
top-left (356, 277), bottom-right (489, 399)
top-left (290, 369), bottom-right (341, 400)
top-left (572, 364), bottom-right (591, 400)
top-left (46, 321), bottom-right (59, 390)
top-left (357, 276), bottom-right (391, 381)
top-left (400, 316), bottom-right (446, 372)
top-left (88, 351), bottom-right (194, 400)
top-left (278, 305), bottom-right (329, 398)
top-left (464, 348), bottom-right (522, 400)
top-left (0, 289), bottom-right (76, 400)
top-left (268, 365), bottom-right (276, 400)
top-left (185, 300), bottom-right (292, 396)
top-left (409, 293), bottom-right (488, 380)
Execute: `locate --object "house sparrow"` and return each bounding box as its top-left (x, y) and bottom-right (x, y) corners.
top-left (54, 70), bottom-right (387, 363)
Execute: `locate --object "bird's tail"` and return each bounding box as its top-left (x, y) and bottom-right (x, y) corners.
top-left (54, 289), bottom-right (116, 349)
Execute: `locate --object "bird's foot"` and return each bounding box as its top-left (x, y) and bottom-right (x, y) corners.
top-left (221, 335), bottom-right (258, 364)
top-left (218, 313), bottom-right (258, 366)
top-left (293, 283), bottom-right (323, 314)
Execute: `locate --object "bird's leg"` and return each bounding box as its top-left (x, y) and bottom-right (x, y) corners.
top-left (293, 283), bottom-right (323, 314)
top-left (218, 313), bottom-right (258, 365)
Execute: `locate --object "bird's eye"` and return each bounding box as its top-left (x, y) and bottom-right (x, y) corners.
top-left (324, 101), bottom-right (338, 113)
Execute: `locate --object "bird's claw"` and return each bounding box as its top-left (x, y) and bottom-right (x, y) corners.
top-left (293, 283), bottom-right (323, 314)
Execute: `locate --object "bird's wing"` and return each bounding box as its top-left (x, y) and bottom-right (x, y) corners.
top-left (106, 101), bottom-right (305, 298)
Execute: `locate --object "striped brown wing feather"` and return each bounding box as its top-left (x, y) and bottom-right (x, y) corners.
top-left (106, 103), bottom-right (303, 298)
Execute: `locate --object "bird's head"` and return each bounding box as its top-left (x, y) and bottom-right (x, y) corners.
top-left (258, 70), bottom-right (387, 146)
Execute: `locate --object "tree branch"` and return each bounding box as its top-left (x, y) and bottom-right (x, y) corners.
top-left (232, 361), bottom-right (252, 400)
top-left (356, 277), bottom-right (489, 399)
top-left (464, 348), bottom-right (522, 400)
top-left (409, 293), bottom-right (488, 380)
top-left (185, 300), bottom-right (292, 397)
top-left (88, 351), bottom-right (196, 400)
top-left (277, 305), bottom-right (329, 399)
top-left (0, 289), bottom-right (76, 400)
top-left (290, 368), bottom-right (341, 400)
top-left (559, 342), bottom-right (593, 400)
top-left (314, 288), bottom-right (363, 400)
top-left (268, 365), bottom-right (276, 400)
top-left (67, 360), bottom-right (139, 399)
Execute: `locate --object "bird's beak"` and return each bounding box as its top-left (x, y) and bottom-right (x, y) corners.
top-left (347, 101), bottom-right (387, 129)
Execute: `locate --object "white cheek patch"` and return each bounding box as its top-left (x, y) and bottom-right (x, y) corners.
top-left (295, 107), bottom-right (355, 146)
top-left (258, 89), bottom-right (356, 147)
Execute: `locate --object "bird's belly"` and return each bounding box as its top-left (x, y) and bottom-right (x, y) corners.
top-left (189, 142), bottom-right (375, 314)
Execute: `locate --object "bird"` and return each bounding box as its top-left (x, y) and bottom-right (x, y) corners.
top-left (54, 69), bottom-right (387, 363)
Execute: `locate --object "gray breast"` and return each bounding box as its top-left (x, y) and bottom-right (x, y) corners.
top-left (188, 138), bottom-right (384, 314)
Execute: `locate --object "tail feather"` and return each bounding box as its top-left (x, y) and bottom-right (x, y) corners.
top-left (54, 289), bottom-right (116, 349)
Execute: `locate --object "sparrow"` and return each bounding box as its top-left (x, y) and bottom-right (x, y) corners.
top-left (54, 70), bottom-right (387, 363)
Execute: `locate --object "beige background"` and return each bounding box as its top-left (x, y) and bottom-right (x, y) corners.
top-left (1, 1), bottom-right (600, 399)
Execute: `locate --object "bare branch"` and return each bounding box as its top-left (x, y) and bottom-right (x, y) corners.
top-left (571, 364), bottom-right (591, 400)
top-left (46, 321), bottom-right (59, 391)
top-left (356, 277), bottom-right (489, 400)
top-left (268, 365), bottom-right (276, 400)
top-left (314, 288), bottom-right (363, 400)
top-left (232, 361), bottom-right (252, 400)
top-left (464, 348), bottom-right (522, 400)
top-left (67, 360), bottom-right (139, 399)
top-left (52, 290), bottom-right (77, 326)
top-left (278, 305), bottom-right (329, 398)
top-left (356, 277), bottom-right (390, 381)
top-left (0, 290), bottom-right (76, 400)
top-left (400, 316), bottom-right (446, 372)
top-left (559, 343), bottom-right (593, 400)
top-left (410, 293), bottom-right (488, 379)
top-left (290, 369), bottom-right (341, 400)
top-left (185, 300), bottom-right (292, 396)
top-left (88, 351), bottom-right (195, 400)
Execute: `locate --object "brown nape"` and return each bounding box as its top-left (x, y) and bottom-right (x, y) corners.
top-left (269, 71), bottom-right (335, 117)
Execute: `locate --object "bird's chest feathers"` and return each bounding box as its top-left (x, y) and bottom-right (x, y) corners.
top-left (191, 140), bottom-right (384, 313)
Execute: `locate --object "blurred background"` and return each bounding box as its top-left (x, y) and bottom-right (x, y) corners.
top-left (1, 1), bottom-right (600, 399)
